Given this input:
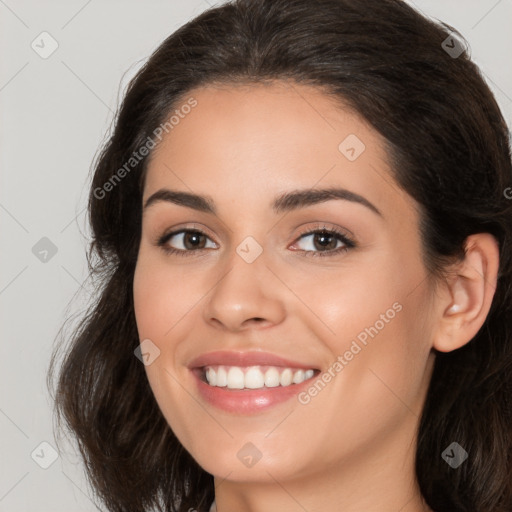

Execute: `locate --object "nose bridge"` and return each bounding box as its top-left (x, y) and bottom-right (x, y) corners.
top-left (202, 238), bottom-right (286, 330)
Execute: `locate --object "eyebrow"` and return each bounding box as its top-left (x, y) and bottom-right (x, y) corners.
top-left (143, 187), bottom-right (382, 217)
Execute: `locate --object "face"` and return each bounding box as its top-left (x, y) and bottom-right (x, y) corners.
top-left (133, 81), bottom-right (437, 483)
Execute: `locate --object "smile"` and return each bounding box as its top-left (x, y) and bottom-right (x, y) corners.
top-left (191, 365), bottom-right (321, 414)
top-left (203, 365), bottom-right (316, 389)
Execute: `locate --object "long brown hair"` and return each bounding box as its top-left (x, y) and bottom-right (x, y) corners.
top-left (48, 0), bottom-right (512, 510)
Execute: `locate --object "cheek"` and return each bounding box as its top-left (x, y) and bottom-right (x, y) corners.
top-left (280, 249), bottom-right (418, 348)
top-left (133, 253), bottom-right (203, 346)
top-left (132, 254), bottom-right (208, 445)
top-left (293, 248), bottom-right (432, 404)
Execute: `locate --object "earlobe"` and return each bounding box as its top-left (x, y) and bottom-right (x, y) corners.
top-left (433, 233), bottom-right (499, 353)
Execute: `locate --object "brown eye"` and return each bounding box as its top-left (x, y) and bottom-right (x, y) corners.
top-left (158, 229), bottom-right (217, 255)
top-left (288, 224), bottom-right (357, 259)
top-left (311, 231), bottom-right (339, 251)
top-left (293, 229), bottom-right (354, 256)
top-left (182, 231), bottom-right (207, 249)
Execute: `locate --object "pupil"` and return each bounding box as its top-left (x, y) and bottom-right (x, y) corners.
top-left (185, 232), bottom-right (205, 249)
top-left (315, 232), bottom-right (335, 250)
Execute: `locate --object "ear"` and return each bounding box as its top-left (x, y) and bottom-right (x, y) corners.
top-left (432, 233), bottom-right (500, 353)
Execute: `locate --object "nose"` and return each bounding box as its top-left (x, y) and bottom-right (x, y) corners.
top-left (202, 250), bottom-right (286, 332)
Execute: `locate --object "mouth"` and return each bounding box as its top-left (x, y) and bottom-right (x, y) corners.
top-left (187, 350), bottom-right (322, 413)
top-left (193, 365), bottom-right (320, 390)
top-left (190, 364), bottom-right (321, 414)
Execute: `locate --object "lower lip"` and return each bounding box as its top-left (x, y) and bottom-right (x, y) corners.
top-left (191, 369), bottom-right (316, 414)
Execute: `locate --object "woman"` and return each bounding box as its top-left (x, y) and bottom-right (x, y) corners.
top-left (48, 0), bottom-right (512, 511)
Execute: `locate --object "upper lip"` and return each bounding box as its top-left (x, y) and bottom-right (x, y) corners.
top-left (188, 350), bottom-right (320, 370)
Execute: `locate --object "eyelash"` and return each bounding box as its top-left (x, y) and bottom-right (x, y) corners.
top-left (156, 224), bottom-right (356, 259)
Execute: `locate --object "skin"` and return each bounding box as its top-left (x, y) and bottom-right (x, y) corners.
top-left (133, 81), bottom-right (499, 512)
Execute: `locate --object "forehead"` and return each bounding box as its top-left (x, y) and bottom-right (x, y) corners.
top-left (142, 80), bottom-right (414, 219)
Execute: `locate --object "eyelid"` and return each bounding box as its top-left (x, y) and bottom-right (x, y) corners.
top-left (156, 221), bottom-right (356, 257)
top-left (157, 222), bottom-right (218, 244)
top-left (294, 222), bottom-right (354, 242)
top-left (289, 223), bottom-right (356, 254)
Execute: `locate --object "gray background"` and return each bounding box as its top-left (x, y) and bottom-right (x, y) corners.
top-left (1, 1), bottom-right (511, 511)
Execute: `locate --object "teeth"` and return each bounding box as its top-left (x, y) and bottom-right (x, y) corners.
top-left (206, 367), bottom-right (217, 386)
top-left (264, 367), bottom-right (280, 387)
top-left (227, 367), bottom-right (244, 389)
top-left (245, 367), bottom-right (265, 389)
top-left (216, 366), bottom-right (228, 387)
top-left (292, 369), bottom-right (305, 384)
top-left (204, 365), bottom-right (316, 390)
top-left (280, 368), bottom-right (293, 386)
